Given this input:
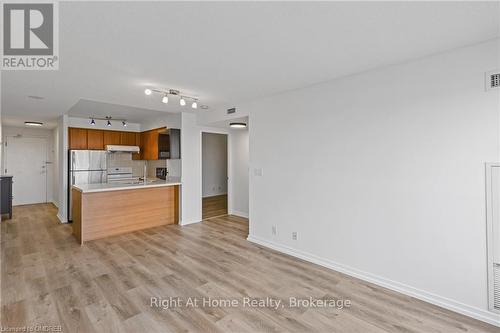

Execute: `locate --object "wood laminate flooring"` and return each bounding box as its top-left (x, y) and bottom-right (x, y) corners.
top-left (202, 195), bottom-right (228, 220)
top-left (1, 204), bottom-right (497, 332)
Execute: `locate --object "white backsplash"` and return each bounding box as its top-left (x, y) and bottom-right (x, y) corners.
top-left (106, 152), bottom-right (172, 178)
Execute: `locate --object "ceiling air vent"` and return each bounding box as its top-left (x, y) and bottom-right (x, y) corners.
top-left (227, 107), bottom-right (236, 115)
top-left (486, 70), bottom-right (500, 91)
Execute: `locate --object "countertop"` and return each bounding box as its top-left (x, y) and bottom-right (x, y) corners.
top-left (72, 177), bottom-right (181, 193)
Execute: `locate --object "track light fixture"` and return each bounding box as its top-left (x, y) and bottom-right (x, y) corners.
top-left (144, 87), bottom-right (208, 110)
top-left (89, 116), bottom-right (128, 127)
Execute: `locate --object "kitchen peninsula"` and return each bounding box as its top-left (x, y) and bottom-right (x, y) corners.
top-left (72, 177), bottom-right (180, 244)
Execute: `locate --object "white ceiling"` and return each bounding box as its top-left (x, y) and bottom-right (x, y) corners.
top-left (2, 1), bottom-right (499, 129)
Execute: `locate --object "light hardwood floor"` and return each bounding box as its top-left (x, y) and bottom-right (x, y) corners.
top-left (202, 194), bottom-right (228, 220)
top-left (1, 204), bottom-right (497, 332)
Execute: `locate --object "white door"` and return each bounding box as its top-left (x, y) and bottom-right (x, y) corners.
top-left (5, 136), bottom-right (48, 205)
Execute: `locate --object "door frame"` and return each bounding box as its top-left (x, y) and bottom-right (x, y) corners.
top-left (4, 134), bottom-right (50, 205)
top-left (485, 162), bottom-right (500, 312)
top-left (200, 128), bottom-right (231, 219)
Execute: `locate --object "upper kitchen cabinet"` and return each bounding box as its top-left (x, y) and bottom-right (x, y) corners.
top-left (103, 131), bottom-right (121, 146)
top-left (140, 127), bottom-right (167, 160)
top-left (120, 131), bottom-right (137, 146)
top-left (69, 128), bottom-right (88, 150)
top-left (87, 129), bottom-right (104, 150)
top-left (132, 133), bottom-right (141, 160)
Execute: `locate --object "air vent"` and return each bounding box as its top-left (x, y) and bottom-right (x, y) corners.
top-left (491, 73), bottom-right (500, 89)
top-left (494, 264), bottom-right (500, 310)
top-left (227, 107), bottom-right (236, 114)
top-left (486, 70), bottom-right (500, 91)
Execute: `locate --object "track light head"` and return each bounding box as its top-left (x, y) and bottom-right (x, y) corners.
top-left (180, 97), bottom-right (186, 106)
top-left (122, 121), bottom-right (127, 127)
top-left (191, 100), bottom-right (198, 109)
top-left (144, 89), bottom-right (152, 95)
top-left (90, 118), bottom-right (95, 125)
top-left (162, 94), bottom-right (169, 104)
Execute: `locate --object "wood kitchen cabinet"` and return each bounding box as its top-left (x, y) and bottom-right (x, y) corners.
top-left (140, 127), bottom-right (166, 160)
top-left (68, 128), bottom-right (168, 160)
top-left (87, 129), bottom-right (104, 150)
top-left (120, 131), bottom-right (137, 146)
top-left (103, 131), bottom-right (121, 146)
top-left (132, 133), bottom-right (141, 160)
top-left (69, 128), bottom-right (88, 149)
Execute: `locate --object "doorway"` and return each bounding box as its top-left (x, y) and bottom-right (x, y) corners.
top-left (4, 136), bottom-right (48, 205)
top-left (201, 132), bottom-right (228, 219)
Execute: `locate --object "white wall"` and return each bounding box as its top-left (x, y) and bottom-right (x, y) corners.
top-left (180, 113), bottom-right (202, 224)
top-left (140, 113), bottom-right (181, 131)
top-left (229, 129), bottom-right (249, 217)
top-left (245, 40), bottom-right (500, 325)
top-left (57, 115), bottom-right (68, 223)
top-left (1, 126), bottom-right (58, 205)
top-left (52, 128), bottom-right (59, 206)
top-left (202, 133), bottom-right (228, 197)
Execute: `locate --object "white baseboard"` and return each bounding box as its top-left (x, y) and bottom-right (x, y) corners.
top-left (180, 219), bottom-right (201, 226)
top-left (51, 200), bottom-right (59, 208)
top-left (246, 234), bottom-right (500, 327)
top-left (229, 210), bottom-right (249, 219)
top-left (56, 213), bottom-right (67, 224)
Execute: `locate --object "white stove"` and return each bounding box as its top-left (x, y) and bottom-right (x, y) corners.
top-left (107, 167), bottom-right (140, 184)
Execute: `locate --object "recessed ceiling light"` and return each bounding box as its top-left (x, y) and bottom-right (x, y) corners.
top-left (144, 89), bottom-right (152, 95)
top-left (230, 122), bottom-right (246, 128)
top-left (25, 121), bottom-right (43, 127)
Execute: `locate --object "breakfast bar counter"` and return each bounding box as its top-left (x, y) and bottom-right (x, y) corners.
top-left (71, 178), bottom-right (180, 244)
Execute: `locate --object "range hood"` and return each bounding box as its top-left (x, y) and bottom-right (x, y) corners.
top-left (106, 145), bottom-right (140, 153)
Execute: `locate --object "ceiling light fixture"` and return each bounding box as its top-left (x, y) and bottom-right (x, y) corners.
top-left (230, 122), bottom-right (247, 128)
top-left (25, 121), bottom-right (43, 127)
top-left (89, 116), bottom-right (128, 127)
top-left (143, 87), bottom-right (207, 110)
